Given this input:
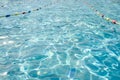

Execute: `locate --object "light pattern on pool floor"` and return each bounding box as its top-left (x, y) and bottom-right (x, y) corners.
top-left (0, 0), bottom-right (120, 80)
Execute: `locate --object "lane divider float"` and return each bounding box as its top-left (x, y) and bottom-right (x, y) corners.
top-left (83, 1), bottom-right (120, 25)
top-left (0, 0), bottom-right (59, 18)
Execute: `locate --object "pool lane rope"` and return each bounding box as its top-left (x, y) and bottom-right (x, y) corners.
top-left (83, 1), bottom-right (120, 26)
top-left (0, 0), bottom-right (59, 18)
top-left (1, 0), bottom-right (120, 26)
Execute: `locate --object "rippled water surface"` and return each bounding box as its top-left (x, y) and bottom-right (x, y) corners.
top-left (0, 0), bottom-right (120, 80)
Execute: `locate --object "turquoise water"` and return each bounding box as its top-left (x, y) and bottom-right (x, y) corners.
top-left (0, 0), bottom-right (120, 80)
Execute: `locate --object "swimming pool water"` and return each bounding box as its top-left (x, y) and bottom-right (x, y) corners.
top-left (0, 0), bottom-right (120, 80)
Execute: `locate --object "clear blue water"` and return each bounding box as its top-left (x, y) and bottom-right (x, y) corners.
top-left (0, 0), bottom-right (120, 80)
